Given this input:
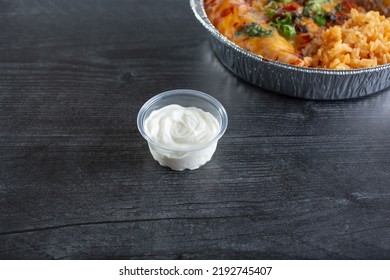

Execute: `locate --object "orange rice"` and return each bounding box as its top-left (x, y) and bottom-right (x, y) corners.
top-left (303, 9), bottom-right (390, 69)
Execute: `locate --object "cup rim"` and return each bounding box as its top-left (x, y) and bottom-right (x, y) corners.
top-left (137, 89), bottom-right (228, 152)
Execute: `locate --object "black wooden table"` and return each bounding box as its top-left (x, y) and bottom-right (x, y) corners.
top-left (1, 0), bottom-right (389, 260)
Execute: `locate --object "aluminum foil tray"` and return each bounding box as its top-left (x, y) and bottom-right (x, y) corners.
top-left (190, 0), bottom-right (390, 100)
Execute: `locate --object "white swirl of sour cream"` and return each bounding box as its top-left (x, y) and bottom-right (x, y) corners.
top-left (144, 104), bottom-right (220, 170)
top-left (144, 104), bottom-right (220, 149)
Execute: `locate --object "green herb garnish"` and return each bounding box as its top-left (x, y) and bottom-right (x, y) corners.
top-left (315, 12), bottom-right (327, 26)
top-left (264, 1), bottom-right (279, 18)
top-left (307, 0), bottom-right (322, 13)
top-left (302, 6), bottom-right (313, 17)
top-left (265, 1), bottom-right (278, 9)
top-left (279, 24), bottom-right (297, 39)
top-left (270, 12), bottom-right (294, 26)
top-left (302, 0), bottom-right (330, 26)
top-left (235, 23), bottom-right (273, 37)
top-left (269, 13), bottom-right (297, 39)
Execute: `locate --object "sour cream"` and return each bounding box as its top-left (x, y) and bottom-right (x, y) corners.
top-left (144, 104), bottom-right (220, 171)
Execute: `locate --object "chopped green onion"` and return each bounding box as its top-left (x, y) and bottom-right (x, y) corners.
top-left (307, 1), bottom-right (322, 13)
top-left (279, 24), bottom-right (297, 39)
top-left (265, 1), bottom-right (278, 18)
top-left (302, 6), bottom-right (313, 17)
top-left (265, 0), bottom-right (279, 9)
top-left (271, 13), bottom-right (293, 27)
top-left (315, 13), bottom-right (327, 26)
top-left (283, 13), bottom-right (293, 25)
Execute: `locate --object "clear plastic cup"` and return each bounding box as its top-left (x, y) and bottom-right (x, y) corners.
top-left (137, 89), bottom-right (228, 171)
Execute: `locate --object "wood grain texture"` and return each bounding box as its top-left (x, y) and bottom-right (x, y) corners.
top-left (0, 0), bottom-right (390, 259)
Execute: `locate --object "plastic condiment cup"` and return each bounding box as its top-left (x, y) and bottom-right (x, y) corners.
top-left (137, 89), bottom-right (228, 171)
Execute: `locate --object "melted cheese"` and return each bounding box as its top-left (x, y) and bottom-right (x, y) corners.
top-left (204, 0), bottom-right (373, 67)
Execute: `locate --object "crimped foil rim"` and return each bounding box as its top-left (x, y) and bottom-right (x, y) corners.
top-left (190, 0), bottom-right (390, 76)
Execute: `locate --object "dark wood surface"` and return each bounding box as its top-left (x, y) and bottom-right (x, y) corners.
top-left (0, 0), bottom-right (389, 260)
